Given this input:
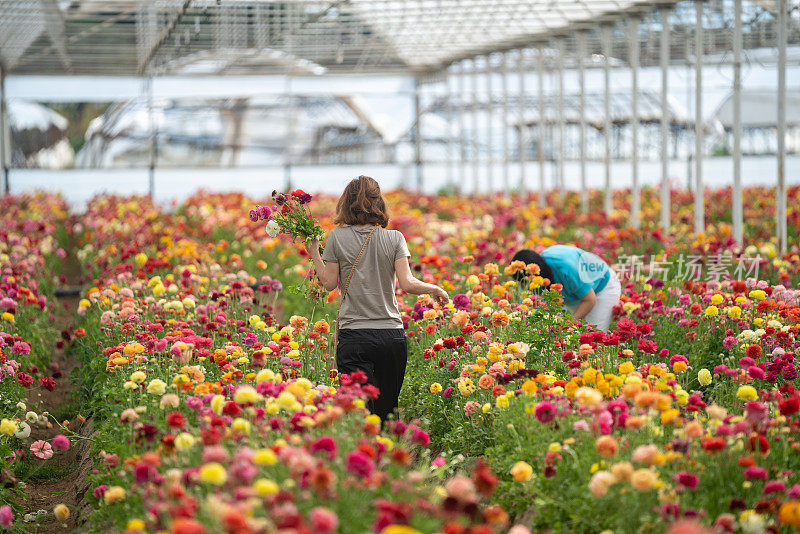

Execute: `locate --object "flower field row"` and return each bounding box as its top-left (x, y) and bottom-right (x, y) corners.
top-left (1, 185), bottom-right (799, 533)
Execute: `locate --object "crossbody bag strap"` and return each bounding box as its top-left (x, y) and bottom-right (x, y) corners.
top-left (330, 226), bottom-right (378, 373)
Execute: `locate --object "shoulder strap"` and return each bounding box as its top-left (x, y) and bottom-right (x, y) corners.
top-left (340, 226), bottom-right (377, 303)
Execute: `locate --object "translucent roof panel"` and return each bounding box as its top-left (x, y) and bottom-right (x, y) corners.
top-left (1, 0), bottom-right (797, 77)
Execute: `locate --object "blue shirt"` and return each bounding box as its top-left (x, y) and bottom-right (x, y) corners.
top-left (540, 245), bottom-right (611, 304)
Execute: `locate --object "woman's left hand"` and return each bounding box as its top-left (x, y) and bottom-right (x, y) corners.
top-left (305, 238), bottom-right (321, 258)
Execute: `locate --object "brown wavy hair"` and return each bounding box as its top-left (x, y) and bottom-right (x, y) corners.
top-left (334, 176), bottom-right (389, 227)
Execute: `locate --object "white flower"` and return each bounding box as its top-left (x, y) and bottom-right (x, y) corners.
top-left (14, 421), bottom-right (31, 439)
top-left (266, 220), bottom-right (280, 238)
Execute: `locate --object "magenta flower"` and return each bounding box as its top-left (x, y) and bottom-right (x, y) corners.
top-left (248, 209), bottom-right (258, 222)
top-left (345, 451), bottom-right (374, 478)
top-left (764, 480), bottom-right (786, 494)
top-left (0, 504), bottom-right (13, 527)
top-left (30, 440), bottom-right (53, 460)
top-left (744, 466), bottom-right (768, 480)
top-left (52, 434), bottom-right (70, 451)
top-left (453, 293), bottom-right (470, 310)
top-left (310, 436), bottom-right (337, 460)
top-left (534, 401), bottom-right (556, 424)
top-left (674, 471), bottom-right (699, 491)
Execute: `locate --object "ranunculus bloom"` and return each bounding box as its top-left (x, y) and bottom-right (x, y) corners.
top-left (345, 451), bottom-right (374, 478)
top-left (309, 507), bottom-right (338, 534)
top-left (31, 440), bottom-right (53, 460)
top-left (674, 471), bottom-right (699, 491)
top-left (0, 505), bottom-right (13, 527)
top-left (52, 435), bottom-right (70, 451)
top-left (534, 401), bottom-right (556, 424)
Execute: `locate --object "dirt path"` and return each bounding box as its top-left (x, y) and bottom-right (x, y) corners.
top-left (18, 237), bottom-right (94, 533)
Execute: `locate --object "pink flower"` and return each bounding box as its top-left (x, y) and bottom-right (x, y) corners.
top-left (0, 505), bottom-right (12, 527)
top-left (309, 507), bottom-right (338, 534)
top-left (345, 451), bottom-right (374, 478)
top-left (432, 456), bottom-right (446, 467)
top-left (534, 401), bottom-right (556, 424)
top-left (11, 341), bottom-right (30, 355)
top-left (30, 440), bottom-right (53, 460)
top-left (744, 466), bottom-right (768, 480)
top-left (52, 435), bottom-right (70, 451)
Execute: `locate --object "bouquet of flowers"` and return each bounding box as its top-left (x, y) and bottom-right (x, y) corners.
top-left (250, 189), bottom-right (324, 242)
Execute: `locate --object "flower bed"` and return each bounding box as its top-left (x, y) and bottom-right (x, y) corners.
top-left (1, 185), bottom-right (800, 532)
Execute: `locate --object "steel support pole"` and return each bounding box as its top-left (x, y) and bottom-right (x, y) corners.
top-left (777, 0), bottom-right (787, 253)
top-left (486, 56), bottom-right (494, 193)
top-left (733, 0), bottom-right (743, 244)
top-left (603, 24), bottom-right (613, 217)
top-left (414, 77), bottom-right (423, 191)
top-left (501, 51), bottom-right (510, 195)
top-left (146, 76), bottom-right (156, 200)
top-left (537, 43), bottom-right (546, 208)
top-left (445, 68), bottom-right (454, 188)
top-left (458, 61), bottom-right (468, 192)
top-left (0, 68), bottom-right (8, 196)
top-left (630, 18), bottom-right (640, 229)
top-left (518, 49), bottom-right (527, 193)
top-left (660, 8), bottom-right (671, 233)
top-left (694, 1), bottom-right (704, 235)
top-left (472, 59), bottom-right (480, 193)
top-left (578, 32), bottom-right (588, 213)
top-left (556, 38), bottom-right (565, 197)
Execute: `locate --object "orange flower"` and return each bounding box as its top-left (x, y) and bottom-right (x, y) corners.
top-left (490, 311), bottom-right (509, 328)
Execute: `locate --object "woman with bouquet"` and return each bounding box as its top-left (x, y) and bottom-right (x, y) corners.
top-left (305, 176), bottom-right (449, 421)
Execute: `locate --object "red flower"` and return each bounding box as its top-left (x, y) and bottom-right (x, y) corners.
top-left (746, 344), bottom-right (763, 359)
top-left (166, 411), bottom-right (186, 429)
top-left (701, 436), bottom-right (726, 453)
top-left (779, 395), bottom-right (800, 416)
top-left (674, 471), bottom-right (699, 490)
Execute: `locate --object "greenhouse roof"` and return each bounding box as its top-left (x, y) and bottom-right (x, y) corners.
top-left (2, 0), bottom-right (798, 78)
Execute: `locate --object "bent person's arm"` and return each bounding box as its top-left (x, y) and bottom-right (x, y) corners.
top-left (572, 289), bottom-right (597, 321)
top-left (394, 257), bottom-right (449, 305)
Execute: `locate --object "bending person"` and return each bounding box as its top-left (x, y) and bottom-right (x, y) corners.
top-left (306, 176), bottom-right (449, 421)
top-left (512, 245), bottom-right (621, 331)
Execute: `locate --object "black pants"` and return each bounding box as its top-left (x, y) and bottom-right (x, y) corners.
top-left (337, 328), bottom-right (408, 421)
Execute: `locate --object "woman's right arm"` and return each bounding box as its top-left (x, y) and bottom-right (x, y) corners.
top-left (394, 257), bottom-right (449, 305)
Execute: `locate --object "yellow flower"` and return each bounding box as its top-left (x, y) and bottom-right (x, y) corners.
top-left (0, 418), bottom-right (18, 436)
top-left (737, 385), bottom-right (758, 401)
top-left (126, 519), bottom-right (145, 531)
top-left (698, 368), bottom-right (712, 386)
top-left (495, 395), bottom-right (509, 409)
top-left (129, 371), bottom-right (146, 384)
top-left (253, 478), bottom-right (279, 496)
top-left (232, 418), bottom-right (251, 435)
top-left (366, 414), bottom-right (381, 425)
top-left (430, 383), bottom-right (442, 394)
top-left (134, 253), bottom-right (148, 266)
top-left (104, 486), bottom-right (126, 504)
top-left (146, 379), bottom-right (166, 395)
top-left (510, 461), bottom-right (533, 482)
top-left (381, 526), bottom-right (422, 534)
top-left (481, 403), bottom-right (491, 413)
top-left (749, 290), bottom-right (767, 301)
top-left (233, 385), bottom-right (262, 405)
top-left (672, 361), bottom-right (687, 373)
top-left (710, 294), bottom-right (724, 305)
top-left (727, 306), bottom-right (742, 319)
top-left (704, 305), bottom-right (719, 317)
top-left (174, 432), bottom-right (195, 451)
top-left (53, 504), bottom-right (70, 522)
top-left (199, 462), bottom-right (227, 485)
top-left (2, 312), bottom-right (14, 323)
top-left (618, 361), bottom-right (634, 375)
top-left (254, 448), bottom-right (278, 465)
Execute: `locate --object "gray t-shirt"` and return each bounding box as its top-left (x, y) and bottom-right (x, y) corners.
top-left (321, 225), bottom-right (411, 330)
